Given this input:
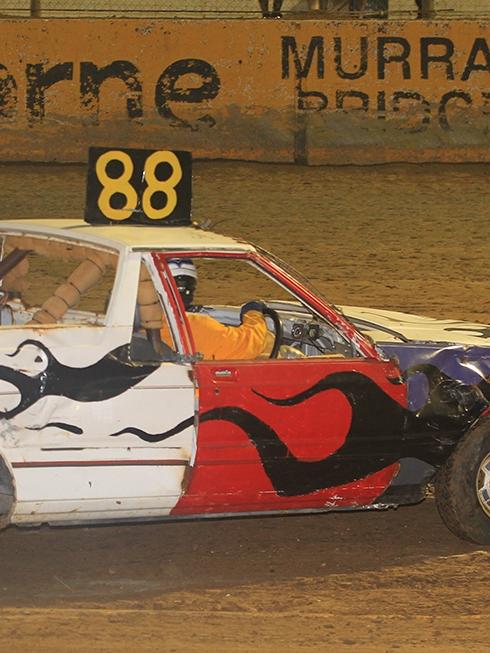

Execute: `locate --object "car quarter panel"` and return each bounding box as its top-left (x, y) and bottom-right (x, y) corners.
top-left (0, 239), bottom-right (197, 525)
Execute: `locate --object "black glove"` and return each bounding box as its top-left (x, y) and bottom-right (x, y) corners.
top-left (240, 300), bottom-right (267, 322)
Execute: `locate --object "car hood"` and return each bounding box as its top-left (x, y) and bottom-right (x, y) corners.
top-left (340, 305), bottom-right (490, 347)
top-left (338, 306), bottom-right (490, 422)
top-left (270, 300), bottom-right (490, 418)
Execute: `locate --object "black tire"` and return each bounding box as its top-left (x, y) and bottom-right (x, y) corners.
top-left (435, 420), bottom-right (490, 545)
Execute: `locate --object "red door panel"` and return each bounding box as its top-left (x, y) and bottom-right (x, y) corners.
top-left (172, 358), bottom-right (407, 516)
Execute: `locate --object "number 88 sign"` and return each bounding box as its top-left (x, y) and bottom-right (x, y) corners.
top-left (85, 147), bottom-right (192, 226)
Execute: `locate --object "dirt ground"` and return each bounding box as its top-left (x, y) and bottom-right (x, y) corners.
top-left (0, 161), bottom-right (489, 652)
top-left (1, 501), bottom-right (488, 653)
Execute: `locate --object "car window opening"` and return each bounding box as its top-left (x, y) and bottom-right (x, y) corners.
top-left (0, 235), bottom-right (117, 328)
top-left (159, 254), bottom-right (357, 362)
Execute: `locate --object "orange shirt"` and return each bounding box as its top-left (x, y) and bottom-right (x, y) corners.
top-left (162, 310), bottom-right (268, 360)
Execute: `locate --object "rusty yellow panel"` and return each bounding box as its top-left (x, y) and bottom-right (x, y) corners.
top-left (0, 18), bottom-right (488, 164)
top-left (293, 20), bottom-right (490, 164)
top-left (0, 19), bottom-right (296, 163)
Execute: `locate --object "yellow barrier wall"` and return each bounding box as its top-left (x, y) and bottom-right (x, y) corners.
top-left (0, 18), bottom-right (488, 164)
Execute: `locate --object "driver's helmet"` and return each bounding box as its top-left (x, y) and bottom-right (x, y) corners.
top-left (168, 258), bottom-right (197, 309)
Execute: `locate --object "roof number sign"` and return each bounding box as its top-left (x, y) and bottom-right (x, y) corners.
top-left (85, 147), bottom-right (192, 226)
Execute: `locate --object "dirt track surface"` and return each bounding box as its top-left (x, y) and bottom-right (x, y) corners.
top-left (0, 161), bottom-right (489, 652)
top-left (1, 501), bottom-right (488, 653)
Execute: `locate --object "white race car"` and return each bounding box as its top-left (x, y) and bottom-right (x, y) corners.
top-left (0, 147), bottom-right (488, 545)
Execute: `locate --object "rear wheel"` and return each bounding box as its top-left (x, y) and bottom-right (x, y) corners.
top-left (435, 422), bottom-right (490, 544)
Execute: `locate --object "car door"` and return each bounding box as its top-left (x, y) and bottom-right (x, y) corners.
top-left (164, 252), bottom-right (408, 517)
top-left (174, 356), bottom-right (406, 515)
top-left (0, 235), bottom-right (196, 525)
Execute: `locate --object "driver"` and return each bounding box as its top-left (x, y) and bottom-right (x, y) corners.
top-left (166, 258), bottom-right (270, 361)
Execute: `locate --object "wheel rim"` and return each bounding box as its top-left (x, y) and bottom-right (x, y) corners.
top-left (476, 453), bottom-right (490, 517)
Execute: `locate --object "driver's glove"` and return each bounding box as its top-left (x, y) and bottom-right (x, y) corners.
top-left (240, 300), bottom-right (267, 322)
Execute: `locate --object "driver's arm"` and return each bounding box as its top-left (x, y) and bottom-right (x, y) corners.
top-left (187, 310), bottom-right (268, 360)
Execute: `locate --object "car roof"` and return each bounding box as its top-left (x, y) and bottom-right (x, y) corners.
top-left (0, 219), bottom-right (255, 254)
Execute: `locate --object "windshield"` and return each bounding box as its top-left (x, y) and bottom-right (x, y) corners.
top-left (255, 245), bottom-right (340, 311)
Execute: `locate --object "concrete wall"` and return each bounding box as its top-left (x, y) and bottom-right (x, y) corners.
top-left (0, 18), bottom-right (488, 164)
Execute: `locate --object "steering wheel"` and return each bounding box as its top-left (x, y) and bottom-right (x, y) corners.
top-left (263, 307), bottom-right (283, 359)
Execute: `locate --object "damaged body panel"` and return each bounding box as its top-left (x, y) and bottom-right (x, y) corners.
top-left (343, 304), bottom-right (490, 432)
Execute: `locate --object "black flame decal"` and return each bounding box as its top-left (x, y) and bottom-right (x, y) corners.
top-left (202, 371), bottom-right (408, 495)
top-left (0, 339), bottom-right (158, 419)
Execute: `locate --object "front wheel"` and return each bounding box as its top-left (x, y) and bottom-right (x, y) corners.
top-left (435, 421), bottom-right (490, 545)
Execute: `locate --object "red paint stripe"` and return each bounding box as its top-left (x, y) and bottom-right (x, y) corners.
top-left (12, 459), bottom-right (187, 469)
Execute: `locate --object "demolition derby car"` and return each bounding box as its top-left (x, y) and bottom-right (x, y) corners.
top-left (0, 147), bottom-right (489, 546)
